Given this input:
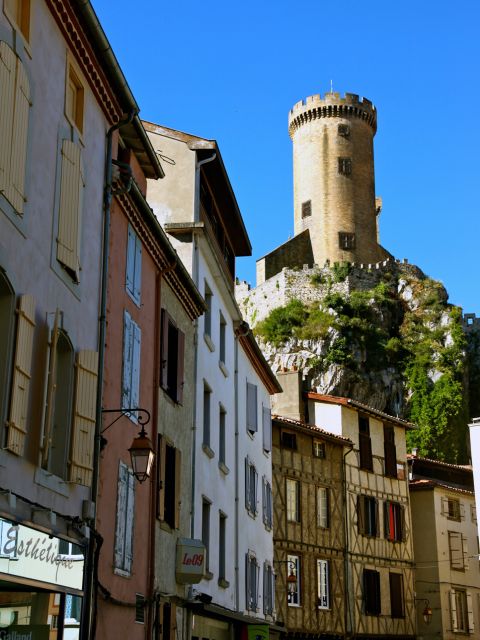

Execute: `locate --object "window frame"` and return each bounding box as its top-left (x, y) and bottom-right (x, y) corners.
top-left (3, 0), bottom-right (30, 43)
top-left (245, 456), bottom-right (258, 516)
top-left (262, 476), bottom-right (273, 530)
top-left (338, 231), bottom-right (356, 251)
top-left (160, 309), bottom-right (185, 405)
top-left (384, 501), bottom-right (404, 542)
top-left (363, 569), bottom-right (381, 615)
top-left (64, 55), bottom-right (85, 136)
top-left (202, 381), bottom-right (212, 450)
top-left (157, 434), bottom-right (181, 530)
top-left (317, 559), bottom-right (330, 609)
top-left (263, 561), bottom-right (275, 616)
top-left (246, 551), bottom-right (260, 612)
top-left (338, 157), bottom-right (352, 176)
top-left (384, 425), bottom-right (397, 477)
top-left (201, 498), bottom-right (211, 573)
top-left (389, 573), bottom-right (405, 618)
top-left (358, 415), bottom-right (373, 471)
top-left (287, 554), bottom-right (300, 607)
top-left (246, 381), bottom-right (258, 434)
top-left (286, 478), bottom-right (300, 523)
top-left (317, 486), bottom-right (330, 529)
top-left (358, 494), bottom-right (378, 537)
top-left (313, 439), bottom-right (326, 459)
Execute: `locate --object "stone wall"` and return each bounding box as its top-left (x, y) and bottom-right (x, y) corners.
top-left (256, 229), bottom-right (314, 285)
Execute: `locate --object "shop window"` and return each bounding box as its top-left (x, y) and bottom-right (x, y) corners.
top-left (245, 457), bottom-right (258, 515)
top-left (301, 200), bottom-right (312, 218)
top-left (358, 495), bottom-right (378, 537)
top-left (0, 41), bottom-right (31, 215)
top-left (338, 157), bottom-right (352, 176)
top-left (313, 439), bottom-right (326, 458)
top-left (359, 415), bottom-right (373, 471)
top-left (262, 477), bottom-right (273, 530)
top-left (317, 486), bottom-right (329, 528)
top-left (262, 406), bottom-right (272, 453)
top-left (317, 559), bottom-right (330, 609)
top-left (389, 573), bottom-right (404, 618)
top-left (449, 531), bottom-right (468, 570)
top-left (126, 224), bottom-right (142, 305)
top-left (246, 551), bottom-right (259, 611)
top-left (450, 589), bottom-right (474, 633)
top-left (363, 569), bottom-right (381, 615)
top-left (114, 461), bottom-right (135, 575)
top-left (384, 425), bottom-right (397, 477)
top-left (281, 431), bottom-right (297, 450)
top-left (157, 435), bottom-right (181, 529)
top-left (122, 310), bottom-right (141, 421)
top-left (160, 309), bottom-right (185, 404)
top-left (263, 561), bottom-right (275, 616)
top-left (287, 554), bottom-right (300, 606)
top-left (4, 0), bottom-right (30, 40)
top-left (246, 381), bottom-right (258, 434)
top-left (384, 501), bottom-right (404, 542)
top-left (286, 478), bottom-right (300, 523)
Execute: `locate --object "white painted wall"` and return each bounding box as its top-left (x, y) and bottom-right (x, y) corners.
top-left (470, 418), bottom-right (480, 540)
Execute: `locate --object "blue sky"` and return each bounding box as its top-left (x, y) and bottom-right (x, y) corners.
top-left (92, 0), bottom-right (480, 314)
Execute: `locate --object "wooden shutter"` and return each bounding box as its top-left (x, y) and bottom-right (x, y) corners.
top-left (462, 534), bottom-right (469, 569)
top-left (157, 434), bottom-right (166, 519)
top-left (122, 310), bottom-right (133, 409)
top-left (6, 56), bottom-right (30, 214)
top-left (57, 140), bottom-right (84, 280)
top-left (0, 42), bottom-right (16, 195)
top-left (6, 295), bottom-right (35, 455)
top-left (449, 531), bottom-right (464, 569)
top-left (246, 382), bottom-right (257, 433)
top-left (168, 602), bottom-right (176, 640)
top-left (131, 320), bottom-right (141, 412)
top-left (357, 495), bottom-right (365, 534)
top-left (441, 497), bottom-right (449, 516)
top-left (450, 591), bottom-right (458, 632)
top-left (160, 309), bottom-right (169, 390)
top-left (174, 448), bottom-right (181, 529)
top-left (176, 328), bottom-right (185, 405)
top-left (262, 406), bottom-right (272, 452)
top-left (467, 591), bottom-right (474, 632)
top-left (70, 350), bottom-right (98, 486)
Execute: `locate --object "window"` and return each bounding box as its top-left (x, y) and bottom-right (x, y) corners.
top-left (287, 555), bottom-right (300, 606)
top-left (202, 383), bottom-right (211, 449)
top-left (219, 512), bottom-right (226, 583)
top-left (286, 478), bottom-right (300, 523)
top-left (202, 499), bottom-right (211, 573)
top-left (204, 282), bottom-right (212, 338)
top-left (384, 501), bottom-right (404, 542)
top-left (4, 0), bottom-right (31, 40)
top-left (135, 594), bottom-right (145, 624)
top-left (246, 382), bottom-right (258, 434)
top-left (338, 124), bottom-right (350, 138)
top-left (262, 406), bottom-right (272, 453)
top-left (219, 313), bottom-right (226, 365)
top-left (450, 589), bottom-right (474, 633)
top-left (363, 569), bottom-right (381, 615)
top-left (126, 225), bottom-right (142, 305)
top-left (338, 157), bottom-right (352, 176)
top-left (0, 271), bottom-right (16, 437)
top-left (219, 405), bottom-right (226, 467)
top-left (65, 62), bottom-right (84, 134)
top-left (313, 439), bottom-right (326, 458)
top-left (358, 495), bottom-right (378, 537)
top-left (114, 461), bottom-right (135, 575)
top-left (301, 200), bottom-right (312, 218)
top-left (56, 139), bottom-right (85, 282)
top-left (0, 42), bottom-right (30, 215)
top-left (444, 497), bottom-right (462, 521)
top-left (317, 487), bottom-right (329, 528)
top-left (471, 504), bottom-right (477, 523)
top-left (263, 562), bottom-right (275, 616)
top-left (160, 309), bottom-right (185, 404)
top-left (157, 435), bottom-right (181, 529)
top-left (246, 552), bottom-right (259, 611)
top-left (281, 431), bottom-right (297, 450)
top-left (384, 425), bottom-right (397, 477)
top-left (262, 477), bottom-right (273, 530)
top-left (317, 560), bottom-right (330, 609)
top-left (161, 602), bottom-right (176, 640)
top-left (449, 531), bottom-right (468, 570)
top-left (339, 232), bottom-right (356, 250)
top-left (245, 457), bottom-right (258, 515)
top-left (359, 415), bottom-right (373, 471)
top-left (389, 573), bottom-right (404, 618)
top-left (122, 310), bottom-right (141, 420)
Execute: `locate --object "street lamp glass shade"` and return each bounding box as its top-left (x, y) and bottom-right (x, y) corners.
top-left (423, 606), bottom-right (432, 625)
top-left (129, 431), bottom-right (155, 483)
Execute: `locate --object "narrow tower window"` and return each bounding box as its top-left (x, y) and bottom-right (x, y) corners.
top-left (301, 200), bottom-right (312, 218)
top-left (338, 157), bottom-right (352, 176)
top-left (338, 124), bottom-right (350, 138)
top-left (339, 232), bottom-right (356, 250)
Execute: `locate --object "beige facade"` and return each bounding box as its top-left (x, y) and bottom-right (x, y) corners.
top-left (409, 456), bottom-right (480, 639)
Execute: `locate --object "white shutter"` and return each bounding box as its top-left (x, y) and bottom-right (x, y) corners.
top-left (467, 591), bottom-right (474, 632)
top-left (245, 457), bottom-right (250, 511)
top-left (0, 41), bottom-right (16, 194)
top-left (462, 534), bottom-right (469, 569)
top-left (114, 462), bottom-right (128, 570)
top-left (450, 590), bottom-right (458, 632)
top-left (262, 406), bottom-right (272, 452)
top-left (124, 467), bottom-right (135, 573)
top-left (122, 310), bottom-right (133, 410)
top-left (253, 466), bottom-right (258, 514)
top-left (246, 382), bottom-right (257, 433)
top-left (262, 477), bottom-right (267, 524)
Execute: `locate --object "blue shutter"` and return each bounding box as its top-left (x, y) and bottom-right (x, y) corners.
top-left (131, 320), bottom-right (141, 415)
top-left (134, 234), bottom-right (142, 304)
top-left (124, 466), bottom-right (135, 573)
top-left (122, 311), bottom-right (133, 410)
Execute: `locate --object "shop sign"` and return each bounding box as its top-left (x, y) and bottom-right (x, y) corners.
top-left (0, 625), bottom-right (50, 640)
top-left (247, 625), bottom-right (269, 640)
top-left (175, 538), bottom-right (205, 584)
top-left (0, 520), bottom-right (84, 591)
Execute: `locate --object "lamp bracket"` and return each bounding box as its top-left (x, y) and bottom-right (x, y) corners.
top-left (101, 408), bottom-right (151, 434)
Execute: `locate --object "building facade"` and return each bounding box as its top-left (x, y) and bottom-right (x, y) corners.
top-left (409, 454), bottom-right (480, 639)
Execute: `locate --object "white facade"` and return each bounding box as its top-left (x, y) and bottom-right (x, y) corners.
top-left (469, 417), bottom-right (480, 538)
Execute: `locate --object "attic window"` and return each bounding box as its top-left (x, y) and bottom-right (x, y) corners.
top-left (281, 431), bottom-right (297, 450)
top-left (338, 124), bottom-right (350, 138)
top-left (302, 200), bottom-right (312, 218)
top-left (339, 232), bottom-right (355, 250)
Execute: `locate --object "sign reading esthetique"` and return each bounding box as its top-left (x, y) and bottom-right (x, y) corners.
top-left (0, 519), bottom-right (84, 591)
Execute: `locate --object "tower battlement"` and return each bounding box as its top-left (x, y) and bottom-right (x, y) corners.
top-left (289, 92), bottom-right (377, 138)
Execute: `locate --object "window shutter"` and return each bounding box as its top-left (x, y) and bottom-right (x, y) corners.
top-left (400, 504), bottom-right (406, 541)
top-left (124, 467), bottom-right (135, 574)
top-left (254, 467), bottom-right (258, 514)
top-left (160, 309), bottom-right (169, 390)
top-left (0, 42), bottom-right (16, 195)
top-left (384, 501), bottom-right (390, 539)
top-left (460, 502), bottom-right (466, 521)
top-left (126, 226), bottom-right (136, 297)
top-left (255, 560), bottom-right (260, 609)
top-left (262, 406), bottom-right (272, 452)
top-left (69, 350), bottom-right (98, 486)
top-left (174, 448), bottom-right (181, 529)
top-left (245, 457), bottom-right (250, 510)
top-left (157, 434), bottom-right (166, 519)
top-left (467, 591), bottom-right (474, 632)
top-left (6, 56), bottom-right (30, 214)
top-left (450, 590), bottom-right (458, 632)
top-left (245, 554), bottom-right (251, 609)
top-left (375, 499), bottom-right (380, 537)
top-left (122, 310), bottom-right (133, 409)
top-left (262, 477), bottom-right (267, 524)
top-left (6, 295), bottom-right (35, 456)
top-left (131, 320), bottom-right (141, 413)
top-left (462, 534), bottom-right (469, 569)
top-left (441, 497), bottom-right (449, 516)
top-left (114, 463), bottom-right (128, 570)
top-left (57, 140), bottom-right (84, 281)
top-left (134, 234), bottom-right (142, 302)
top-left (176, 329), bottom-right (185, 405)
top-left (357, 495), bottom-right (365, 534)
top-left (246, 382), bottom-right (257, 433)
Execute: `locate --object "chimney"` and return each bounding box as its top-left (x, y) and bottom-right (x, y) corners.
top-left (271, 369), bottom-right (304, 421)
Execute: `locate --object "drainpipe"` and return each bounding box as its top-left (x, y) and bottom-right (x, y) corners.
top-left (342, 443), bottom-right (354, 640)
top-left (80, 110), bottom-right (136, 640)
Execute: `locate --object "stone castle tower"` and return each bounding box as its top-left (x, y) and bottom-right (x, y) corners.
top-left (256, 92), bottom-right (390, 284)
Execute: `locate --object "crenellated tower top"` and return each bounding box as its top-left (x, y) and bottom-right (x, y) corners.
top-left (288, 92), bottom-right (377, 138)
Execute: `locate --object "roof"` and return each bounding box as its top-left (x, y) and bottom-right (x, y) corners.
top-left (407, 454), bottom-right (472, 472)
top-left (142, 121), bottom-right (252, 256)
top-left (409, 478), bottom-right (474, 496)
top-left (236, 323), bottom-right (282, 395)
top-left (272, 414), bottom-right (353, 446)
top-left (306, 392), bottom-right (416, 430)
